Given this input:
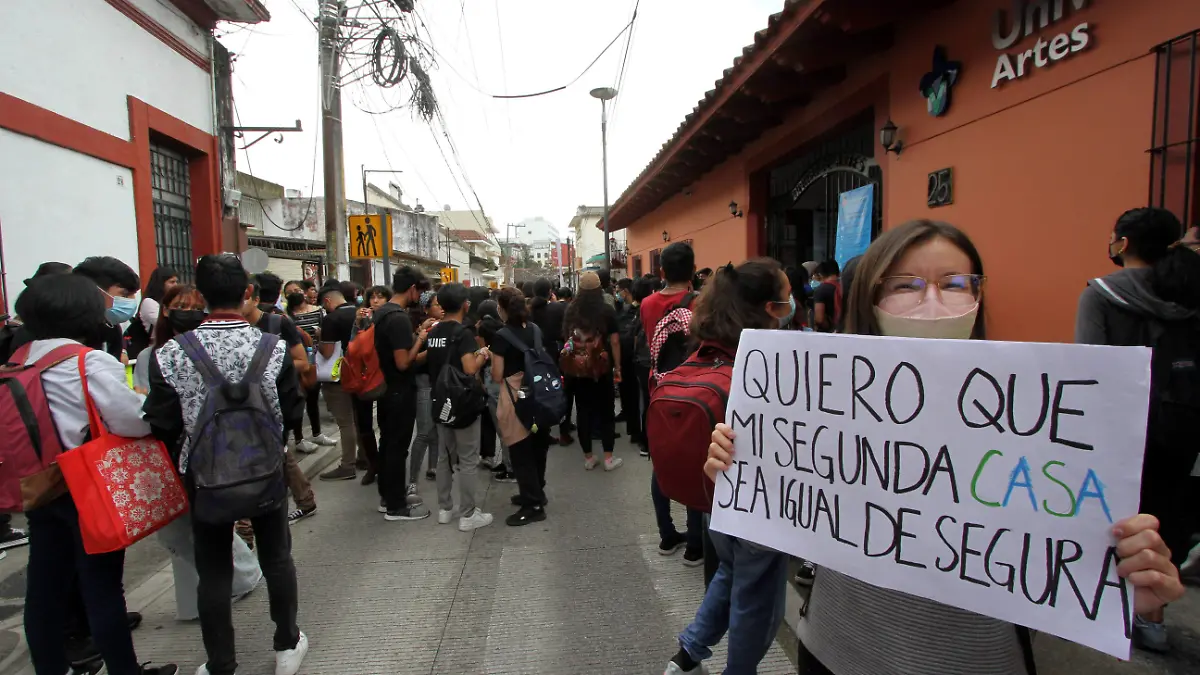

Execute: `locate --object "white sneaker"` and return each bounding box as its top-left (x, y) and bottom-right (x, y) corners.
top-left (604, 456), bottom-right (624, 471)
top-left (196, 666), bottom-right (216, 675)
top-left (584, 456), bottom-right (598, 471)
top-left (311, 434), bottom-right (337, 446)
top-left (438, 509), bottom-right (455, 524)
top-left (275, 631), bottom-right (308, 675)
top-left (458, 508), bottom-right (494, 532)
top-left (663, 660), bottom-right (707, 674)
top-left (295, 439), bottom-right (319, 454)
top-left (378, 498), bottom-right (388, 514)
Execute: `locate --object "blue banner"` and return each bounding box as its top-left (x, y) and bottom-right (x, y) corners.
top-left (835, 184), bottom-right (874, 268)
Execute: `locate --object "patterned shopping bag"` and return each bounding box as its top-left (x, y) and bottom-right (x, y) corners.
top-left (57, 353), bottom-right (188, 554)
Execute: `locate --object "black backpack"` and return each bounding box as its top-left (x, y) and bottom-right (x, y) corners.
top-left (650, 292), bottom-right (698, 378)
top-left (177, 332), bottom-right (287, 524)
top-left (431, 325), bottom-right (487, 428)
top-left (498, 323), bottom-right (566, 432)
top-left (1146, 317), bottom-right (1200, 471)
top-left (631, 315), bottom-right (651, 370)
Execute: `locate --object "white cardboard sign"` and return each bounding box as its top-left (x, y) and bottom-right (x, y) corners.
top-left (709, 330), bottom-right (1151, 659)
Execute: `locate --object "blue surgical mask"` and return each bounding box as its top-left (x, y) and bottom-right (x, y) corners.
top-left (105, 293), bottom-right (138, 324)
top-left (778, 295), bottom-right (797, 328)
top-left (809, 279), bottom-right (821, 290)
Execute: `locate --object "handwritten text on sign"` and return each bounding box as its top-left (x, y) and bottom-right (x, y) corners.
top-left (708, 331), bottom-right (1151, 659)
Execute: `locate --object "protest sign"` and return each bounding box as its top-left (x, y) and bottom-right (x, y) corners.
top-left (708, 330), bottom-right (1151, 659)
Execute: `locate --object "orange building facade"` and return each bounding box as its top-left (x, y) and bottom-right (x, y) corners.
top-left (611, 0), bottom-right (1200, 342)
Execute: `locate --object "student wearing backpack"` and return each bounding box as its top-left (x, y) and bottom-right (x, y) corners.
top-left (283, 281), bottom-right (331, 453)
top-left (700, 221), bottom-right (1186, 675)
top-left (12, 274), bottom-right (178, 675)
top-left (315, 282), bottom-right (363, 482)
top-left (1076, 206), bottom-right (1200, 652)
top-left (492, 287), bottom-right (560, 526)
top-left (372, 267), bottom-right (433, 521)
top-left (143, 254), bottom-right (307, 675)
top-left (426, 283), bottom-right (493, 531)
top-left (563, 272), bottom-right (623, 472)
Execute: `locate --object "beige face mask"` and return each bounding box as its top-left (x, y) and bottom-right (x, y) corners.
top-left (873, 304), bottom-right (979, 339)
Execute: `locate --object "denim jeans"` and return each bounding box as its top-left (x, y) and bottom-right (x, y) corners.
top-left (193, 504), bottom-right (299, 675)
top-left (409, 375), bottom-right (436, 480)
top-left (25, 496), bottom-right (140, 675)
top-left (651, 471), bottom-right (703, 552)
top-left (678, 528), bottom-right (789, 674)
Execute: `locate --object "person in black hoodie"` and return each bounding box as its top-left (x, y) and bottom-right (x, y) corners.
top-left (1075, 206), bottom-right (1200, 653)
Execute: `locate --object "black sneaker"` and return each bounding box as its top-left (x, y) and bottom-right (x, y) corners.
top-left (658, 531), bottom-right (686, 556)
top-left (361, 469), bottom-right (377, 486)
top-left (562, 421), bottom-right (577, 433)
top-left (0, 527), bottom-right (29, 550)
top-left (505, 506), bottom-right (546, 527)
top-left (510, 494), bottom-right (549, 507)
top-left (128, 611), bottom-right (143, 631)
top-left (492, 470), bottom-right (517, 483)
top-left (70, 658), bottom-right (103, 675)
top-left (139, 664), bottom-right (179, 675)
top-left (288, 505), bottom-right (317, 525)
top-left (682, 547), bottom-right (704, 567)
top-left (384, 504), bottom-right (431, 521)
top-left (794, 560), bottom-right (816, 586)
top-left (557, 433), bottom-right (574, 447)
top-left (639, 446), bottom-right (650, 458)
top-left (425, 469), bottom-right (436, 482)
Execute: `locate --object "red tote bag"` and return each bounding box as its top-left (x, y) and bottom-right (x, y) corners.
top-left (57, 352), bottom-right (188, 554)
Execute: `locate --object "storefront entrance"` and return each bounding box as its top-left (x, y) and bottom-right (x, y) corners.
top-left (765, 120), bottom-right (881, 268)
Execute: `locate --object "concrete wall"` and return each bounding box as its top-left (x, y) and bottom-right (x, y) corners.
top-left (622, 0), bottom-right (1200, 342)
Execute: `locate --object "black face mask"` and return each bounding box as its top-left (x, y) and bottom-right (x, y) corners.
top-left (168, 309), bottom-right (207, 334)
top-left (1108, 241), bottom-right (1125, 268)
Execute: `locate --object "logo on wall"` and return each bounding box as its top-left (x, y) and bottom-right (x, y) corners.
top-left (919, 46), bottom-right (962, 117)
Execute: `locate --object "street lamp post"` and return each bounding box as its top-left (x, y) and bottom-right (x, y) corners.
top-left (362, 166), bottom-right (403, 285)
top-left (590, 86), bottom-right (617, 271)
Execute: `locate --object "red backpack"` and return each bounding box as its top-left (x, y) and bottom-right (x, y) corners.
top-left (0, 343), bottom-right (85, 511)
top-left (646, 341), bottom-right (734, 513)
top-left (340, 320), bottom-right (386, 400)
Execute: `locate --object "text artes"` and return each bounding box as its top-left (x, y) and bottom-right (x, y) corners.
top-left (709, 330), bottom-right (1151, 659)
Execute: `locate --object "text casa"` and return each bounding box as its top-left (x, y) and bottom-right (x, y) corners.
top-left (990, 0), bottom-right (1093, 89)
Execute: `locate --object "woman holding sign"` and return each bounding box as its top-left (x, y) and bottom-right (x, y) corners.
top-left (706, 220), bottom-right (1184, 675)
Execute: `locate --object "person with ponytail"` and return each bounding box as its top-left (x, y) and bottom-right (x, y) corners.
top-left (1076, 206), bottom-right (1200, 652)
top-left (701, 220), bottom-right (1183, 675)
top-left (663, 259), bottom-right (794, 675)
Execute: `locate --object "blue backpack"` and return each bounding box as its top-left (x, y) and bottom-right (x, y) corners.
top-left (498, 324), bottom-right (566, 433)
top-left (177, 332), bottom-right (287, 524)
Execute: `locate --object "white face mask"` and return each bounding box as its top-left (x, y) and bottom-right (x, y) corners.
top-left (873, 303), bottom-right (979, 339)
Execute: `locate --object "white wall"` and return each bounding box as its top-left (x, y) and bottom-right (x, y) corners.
top-left (0, 0), bottom-right (214, 138)
top-left (0, 131), bottom-right (138, 314)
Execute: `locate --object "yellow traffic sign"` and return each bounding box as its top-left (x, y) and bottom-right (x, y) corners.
top-left (348, 214), bottom-right (391, 259)
top-left (439, 267), bottom-right (458, 283)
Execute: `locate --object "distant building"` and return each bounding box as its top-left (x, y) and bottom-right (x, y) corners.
top-left (568, 206), bottom-right (626, 282)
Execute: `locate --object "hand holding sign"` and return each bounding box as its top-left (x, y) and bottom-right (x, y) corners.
top-left (708, 330), bottom-right (1155, 659)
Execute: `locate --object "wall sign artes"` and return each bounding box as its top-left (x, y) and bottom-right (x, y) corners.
top-left (920, 46), bottom-right (962, 117)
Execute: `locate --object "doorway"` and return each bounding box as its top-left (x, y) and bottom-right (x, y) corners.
top-left (765, 120), bottom-right (881, 268)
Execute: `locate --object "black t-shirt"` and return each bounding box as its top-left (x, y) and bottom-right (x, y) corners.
top-left (812, 282), bottom-right (840, 332)
top-left (531, 300), bottom-right (567, 352)
top-left (320, 303), bottom-right (358, 351)
top-left (491, 323), bottom-right (538, 379)
top-left (373, 303), bottom-right (416, 389)
top-left (255, 312), bottom-right (304, 350)
top-left (425, 321), bottom-right (477, 383)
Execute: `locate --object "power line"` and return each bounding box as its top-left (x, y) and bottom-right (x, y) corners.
top-left (492, 0), bottom-right (513, 137)
top-left (609, 0), bottom-right (641, 137)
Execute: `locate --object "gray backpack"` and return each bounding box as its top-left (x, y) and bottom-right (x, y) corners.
top-left (177, 332), bottom-right (287, 524)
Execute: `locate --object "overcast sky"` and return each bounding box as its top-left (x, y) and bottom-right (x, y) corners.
top-left (221, 0), bottom-right (786, 239)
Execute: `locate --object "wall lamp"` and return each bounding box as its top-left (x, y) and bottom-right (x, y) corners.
top-left (728, 201), bottom-right (744, 218)
top-left (880, 119), bottom-right (904, 156)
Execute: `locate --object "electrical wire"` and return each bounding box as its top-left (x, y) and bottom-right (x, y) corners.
top-left (608, 0), bottom-right (640, 134)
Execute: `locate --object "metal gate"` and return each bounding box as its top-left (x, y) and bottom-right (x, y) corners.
top-left (151, 144), bottom-right (194, 281)
top-left (767, 152), bottom-right (881, 266)
top-left (1148, 29), bottom-right (1200, 230)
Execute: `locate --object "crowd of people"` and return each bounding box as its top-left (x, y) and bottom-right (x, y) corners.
top-left (0, 206), bottom-right (1195, 675)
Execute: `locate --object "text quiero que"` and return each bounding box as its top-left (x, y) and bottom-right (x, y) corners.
top-left (990, 1), bottom-right (1093, 89)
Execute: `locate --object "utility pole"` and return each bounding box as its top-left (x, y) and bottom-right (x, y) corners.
top-left (319, 0), bottom-right (348, 281)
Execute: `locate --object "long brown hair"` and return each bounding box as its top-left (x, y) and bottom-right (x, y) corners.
top-left (564, 287), bottom-right (609, 336)
top-left (690, 258), bottom-right (785, 349)
top-left (843, 220), bottom-right (987, 339)
top-left (152, 283), bottom-right (202, 347)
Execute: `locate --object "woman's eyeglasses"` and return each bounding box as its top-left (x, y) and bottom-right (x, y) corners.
top-left (876, 274), bottom-right (985, 310)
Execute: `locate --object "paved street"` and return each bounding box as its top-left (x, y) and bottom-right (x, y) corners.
top-left (1, 424), bottom-right (1200, 674)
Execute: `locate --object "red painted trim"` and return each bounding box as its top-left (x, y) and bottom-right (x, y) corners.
top-left (128, 97), bottom-right (221, 282)
top-left (104, 0), bottom-right (211, 73)
top-left (0, 92), bottom-right (136, 168)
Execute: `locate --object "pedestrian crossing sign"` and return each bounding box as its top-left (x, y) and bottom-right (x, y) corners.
top-left (348, 214), bottom-right (391, 260)
top-left (439, 267), bottom-right (458, 283)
